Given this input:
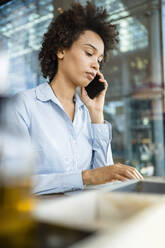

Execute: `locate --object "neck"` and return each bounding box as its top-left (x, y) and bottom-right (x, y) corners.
top-left (50, 71), bottom-right (76, 103)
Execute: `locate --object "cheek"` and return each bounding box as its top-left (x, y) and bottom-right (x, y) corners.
top-left (63, 51), bottom-right (89, 80)
top-left (66, 53), bottom-right (80, 69)
top-left (73, 50), bottom-right (88, 65)
top-left (77, 54), bottom-right (89, 72)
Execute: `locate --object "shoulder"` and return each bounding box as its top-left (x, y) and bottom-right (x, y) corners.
top-left (15, 86), bottom-right (37, 103)
top-left (12, 84), bottom-right (44, 119)
top-left (14, 82), bottom-right (50, 107)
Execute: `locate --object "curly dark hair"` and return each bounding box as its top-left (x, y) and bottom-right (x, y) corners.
top-left (39, 1), bottom-right (119, 82)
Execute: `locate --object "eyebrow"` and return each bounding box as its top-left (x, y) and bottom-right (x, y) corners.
top-left (84, 43), bottom-right (104, 58)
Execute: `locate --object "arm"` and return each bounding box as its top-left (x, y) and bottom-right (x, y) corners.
top-left (82, 119), bottom-right (143, 184)
top-left (32, 172), bottom-right (83, 195)
top-left (91, 121), bottom-right (114, 168)
top-left (9, 94), bottom-right (85, 195)
top-left (81, 72), bottom-right (143, 185)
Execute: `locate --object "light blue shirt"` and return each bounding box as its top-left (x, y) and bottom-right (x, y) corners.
top-left (12, 82), bottom-right (113, 195)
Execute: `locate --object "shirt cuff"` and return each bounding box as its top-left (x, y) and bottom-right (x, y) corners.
top-left (32, 171), bottom-right (84, 195)
top-left (91, 120), bottom-right (112, 142)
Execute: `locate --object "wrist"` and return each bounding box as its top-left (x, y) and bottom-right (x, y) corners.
top-left (82, 170), bottom-right (92, 185)
top-left (89, 110), bottom-right (104, 124)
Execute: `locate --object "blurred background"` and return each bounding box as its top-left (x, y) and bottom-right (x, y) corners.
top-left (0, 0), bottom-right (165, 177)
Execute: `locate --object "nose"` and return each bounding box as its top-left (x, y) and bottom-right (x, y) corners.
top-left (91, 58), bottom-right (100, 71)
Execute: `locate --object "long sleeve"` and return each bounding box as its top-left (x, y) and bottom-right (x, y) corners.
top-left (1, 97), bottom-right (35, 181)
top-left (32, 172), bottom-right (84, 195)
top-left (8, 92), bottom-right (85, 195)
top-left (10, 97), bottom-right (84, 195)
top-left (91, 120), bottom-right (114, 169)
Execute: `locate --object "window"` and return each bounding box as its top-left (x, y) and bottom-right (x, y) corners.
top-left (0, 0), bottom-right (53, 94)
top-left (94, 0), bottom-right (165, 176)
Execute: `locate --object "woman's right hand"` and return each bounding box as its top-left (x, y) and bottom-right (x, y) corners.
top-left (82, 163), bottom-right (143, 185)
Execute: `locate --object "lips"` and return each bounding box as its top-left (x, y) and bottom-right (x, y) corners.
top-left (86, 72), bottom-right (95, 80)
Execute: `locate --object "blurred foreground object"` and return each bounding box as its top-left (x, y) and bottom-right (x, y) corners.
top-left (0, 97), bottom-right (93, 248)
top-left (0, 35), bottom-right (10, 96)
top-left (0, 97), bottom-right (36, 247)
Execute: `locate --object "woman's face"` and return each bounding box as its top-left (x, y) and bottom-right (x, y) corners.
top-left (57, 30), bottom-right (104, 87)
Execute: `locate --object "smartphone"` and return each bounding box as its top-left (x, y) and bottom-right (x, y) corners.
top-left (85, 74), bottom-right (105, 99)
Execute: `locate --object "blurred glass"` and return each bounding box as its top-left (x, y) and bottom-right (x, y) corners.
top-left (93, 0), bottom-right (165, 176)
top-left (0, 0), bottom-right (54, 95)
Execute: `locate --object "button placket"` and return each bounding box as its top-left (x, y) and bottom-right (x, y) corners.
top-left (72, 127), bottom-right (78, 170)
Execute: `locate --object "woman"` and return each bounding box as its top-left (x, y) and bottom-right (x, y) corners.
top-left (13, 2), bottom-right (142, 195)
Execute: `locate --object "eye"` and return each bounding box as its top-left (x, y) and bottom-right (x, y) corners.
top-left (85, 51), bottom-right (93, 56)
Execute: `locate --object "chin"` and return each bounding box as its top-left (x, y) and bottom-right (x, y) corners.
top-left (84, 77), bottom-right (92, 86)
top-left (82, 82), bottom-right (90, 88)
top-left (76, 80), bottom-right (89, 87)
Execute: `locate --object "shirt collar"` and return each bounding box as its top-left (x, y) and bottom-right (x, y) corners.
top-left (36, 82), bottom-right (55, 101)
top-left (74, 93), bottom-right (84, 108)
top-left (36, 82), bottom-right (84, 108)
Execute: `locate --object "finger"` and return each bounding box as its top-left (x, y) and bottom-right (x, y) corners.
top-left (96, 71), bottom-right (109, 90)
top-left (114, 164), bottom-right (135, 180)
top-left (123, 165), bottom-right (143, 180)
top-left (116, 174), bottom-right (129, 182)
top-left (134, 168), bottom-right (143, 179)
top-left (97, 71), bottom-right (105, 82)
top-left (123, 170), bottom-right (137, 179)
top-left (118, 166), bottom-right (138, 180)
top-left (97, 70), bottom-right (103, 78)
top-left (126, 169), bottom-right (143, 180)
top-left (99, 78), bottom-right (108, 87)
top-left (131, 168), bottom-right (143, 180)
top-left (118, 163), bottom-right (143, 180)
top-left (98, 78), bottom-right (108, 94)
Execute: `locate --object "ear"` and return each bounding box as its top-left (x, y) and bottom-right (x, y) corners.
top-left (57, 49), bottom-right (65, 59)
